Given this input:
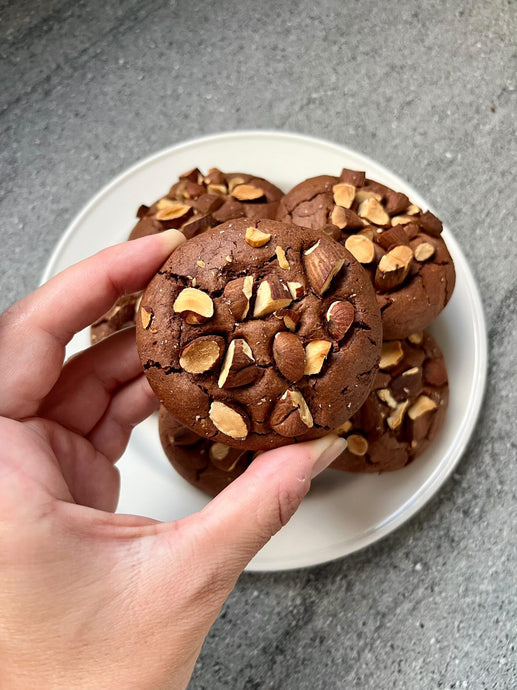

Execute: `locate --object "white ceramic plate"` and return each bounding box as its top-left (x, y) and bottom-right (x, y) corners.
top-left (41, 131), bottom-right (487, 572)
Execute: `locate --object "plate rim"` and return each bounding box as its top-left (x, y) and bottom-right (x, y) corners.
top-left (40, 130), bottom-right (488, 571)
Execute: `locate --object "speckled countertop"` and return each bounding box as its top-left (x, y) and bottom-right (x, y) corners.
top-left (1, 1), bottom-right (516, 687)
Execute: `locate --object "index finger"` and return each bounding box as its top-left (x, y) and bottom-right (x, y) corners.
top-left (0, 229), bottom-right (185, 419)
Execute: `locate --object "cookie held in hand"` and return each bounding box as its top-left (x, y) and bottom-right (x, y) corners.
top-left (137, 218), bottom-right (382, 450)
top-left (277, 170), bottom-right (455, 339)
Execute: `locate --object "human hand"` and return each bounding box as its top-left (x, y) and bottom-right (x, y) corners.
top-left (0, 229), bottom-right (346, 690)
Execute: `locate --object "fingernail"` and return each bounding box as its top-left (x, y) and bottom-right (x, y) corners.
top-left (156, 228), bottom-right (187, 252)
top-left (309, 435), bottom-right (347, 478)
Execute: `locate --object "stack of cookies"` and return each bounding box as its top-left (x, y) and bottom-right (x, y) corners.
top-left (91, 166), bottom-right (455, 496)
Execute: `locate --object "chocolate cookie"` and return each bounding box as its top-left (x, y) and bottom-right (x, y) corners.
top-left (129, 167), bottom-right (283, 241)
top-left (277, 170), bottom-right (455, 339)
top-left (159, 405), bottom-right (254, 496)
top-left (91, 168), bottom-right (283, 344)
top-left (331, 331), bottom-right (448, 473)
top-left (137, 218), bottom-right (382, 450)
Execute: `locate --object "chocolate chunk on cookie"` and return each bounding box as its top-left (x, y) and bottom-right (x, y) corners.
top-left (137, 218), bottom-right (382, 450)
top-left (159, 405), bottom-right (253, 496)
top-left (277, 170), bottom-right (455, 339)
top-left (90, 167), bottom-right (284, 344)
top-left (331, 330), bottom-right (449, 473)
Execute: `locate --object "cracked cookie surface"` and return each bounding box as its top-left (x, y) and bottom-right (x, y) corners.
top-left (137, 218), bottom-right (382, 450)
top-left (331, 330), bottom-right (449, 472)
top-left (277, 170), bottom-right (455, 339)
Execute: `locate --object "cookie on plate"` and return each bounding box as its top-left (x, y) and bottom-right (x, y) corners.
top-left (159, 405), bottom-right (253, 496)
top-left (277, 169), bottom-right (455, 339)
top-left (137, 218), bottom-right (382, 450)
top-left (331, 330), bottom-right (448, 473)
top-left (129, 167), bottom-right (283, 240)
top-left (91, 168), bottom-right (283, 344)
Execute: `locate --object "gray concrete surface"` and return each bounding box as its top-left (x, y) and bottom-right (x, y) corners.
top-left (1, 0), bottom-right (516, 687)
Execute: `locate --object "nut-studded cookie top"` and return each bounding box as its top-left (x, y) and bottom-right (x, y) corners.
top-left (277, 170), bottom-right (456, 339)
top-left (129, 166), bottom-right (283, 241)
top-left (137, 218), bottom-right (382, 450)
top-left (331, 330), bottom-right (448, 473)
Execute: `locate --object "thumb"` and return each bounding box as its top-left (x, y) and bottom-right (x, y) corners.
top-left (185, 434), bottom-right (346, 575)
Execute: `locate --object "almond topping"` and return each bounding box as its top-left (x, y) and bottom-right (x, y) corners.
top-left (331, 205), bottom-right (363, 230)
top-left (273, 332), bottom-right (306, 382)
top-left (218, 338), bottom-right (258, 389)
top-left (326, 301), bottom-right (354, 341)
top-left (304, 340), bottom-right (332, 375)
top-left (275, 308), bottom-right (300, 332)
top-left (275, 246), bottom-right (290, 269)
top-left (223, 276), bottom-right (253, 321)
top-left (270, 389), bottom-right (314, 437)
top-left (207, 183), bottom-right (228, 195)
top-left (406, 204), bottom-right (421, 215)
top-left (333, 183), bottom-right (356, 209)
top-left (231, 184), bottom-right (265, 201)
top-left (155, 202), bottom-right (192, 221)
top-left (345, 235), bottom-right (375, 264)
top-left (179, 337), bottom-right (224, 374)
top-left (287, 281), bottom-right (304, 300)
top-left (209, 401), bottom-right (249, 440)
top-left (253, 277), bottom-right (292, 317)
top-left (408, 395), bottom-right (438, 419)
top-left (156, 197), bottom-right (176, 210)
top-left (228, 176), bottom-right (245, 192)
top-left (358, 226), bottom-right (375, 241)
top-left (374, 245), bottom-right (414, 291)
top-left (209, 445), bottom-right (244, 472)
top-left (358, 197), bottom-right (390, 226)
top-left (354, 189), bottom-right (382, 204)
top-left (391, 214), bottom-right (414, 226)
top-left (209, 443), bottom-right (230, 462)
top-left (347, 434), bottom-right (368, 456)
top-left (386, 400), bottom-right (410, 430)
top-left (303, 238), bottom-right (345, 296)
top-left (408, 332), bottom-right (424, 345)
top-left (173, 287), bottom-right (214, 324)
top-left (140, 306), bottom-right (153, 330)
top-left (377, 388), bottom-right (399, 409)
top-left (245, 226), bottom-right (271, 247)
top-left (196, 260), bottom-right (205, 268)
top-left (379, 340), bottom-right (404, 369)
top-left (414, 242), bottom-right (436, 262)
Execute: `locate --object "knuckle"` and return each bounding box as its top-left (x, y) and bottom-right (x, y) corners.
top-left (273, 479), bottom-right (309, 532)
